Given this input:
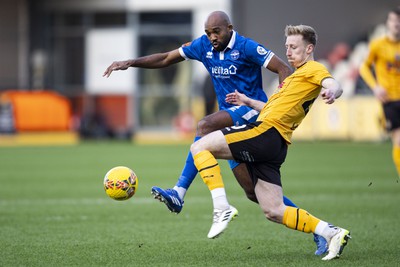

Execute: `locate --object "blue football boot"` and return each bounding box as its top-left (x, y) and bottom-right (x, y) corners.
top-left (314, 234), bottom-right (328, 255)
top-left (151, 186), bottom-right (184, 214)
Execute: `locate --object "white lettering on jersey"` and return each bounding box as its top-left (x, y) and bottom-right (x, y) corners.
top-left (229, 65), bottom-right (237, 74)
top-left (211, 65), bottom-right (237, 76)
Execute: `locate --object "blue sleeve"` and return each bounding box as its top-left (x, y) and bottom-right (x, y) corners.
top-left (181, 36), bottom-right (206, 62)
top-left (243, 39), bottom-right (274, 68)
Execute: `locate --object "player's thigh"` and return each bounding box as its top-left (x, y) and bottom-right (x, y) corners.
top-left (191, 130), bottom-right (232, 159)
top-left (197, 110), bottom-right (233, 136)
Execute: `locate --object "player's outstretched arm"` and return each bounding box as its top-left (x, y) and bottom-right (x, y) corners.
top-left (226, 90), bottom-right (266, 111)
top-left (320, 78), bottom-right (343, 104)
top-left (103, 49), bottom-right (184, 77)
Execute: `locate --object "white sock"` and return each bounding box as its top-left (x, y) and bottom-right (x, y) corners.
top-left (210, 188), bottom-right (230, 210)
top-left (315, 221), bottom-right (340, 241)
top-left (173, 186), bottom-right (186, 200)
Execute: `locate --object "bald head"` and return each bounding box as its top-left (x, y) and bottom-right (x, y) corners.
top-left (205, 11), bottom-right (232, 28)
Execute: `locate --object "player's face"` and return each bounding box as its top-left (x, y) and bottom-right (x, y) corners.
top-left (285, 34), bottom-right (313, 68)
top-left (204, 25), bottom-right (232, 51)
top-left (387, 12), bottom-right (400, 39)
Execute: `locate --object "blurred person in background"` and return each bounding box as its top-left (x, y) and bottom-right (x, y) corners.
top-left (360, 6), bottom-right (400, 179)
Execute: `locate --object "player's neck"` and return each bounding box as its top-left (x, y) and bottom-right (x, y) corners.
top-left (296, 54), bottom-right (314, 69)
top-left (387, 32), bottom-right (400, 42)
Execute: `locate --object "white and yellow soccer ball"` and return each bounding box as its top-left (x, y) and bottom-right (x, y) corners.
top-left (104, 166), bottom-right (138, 201)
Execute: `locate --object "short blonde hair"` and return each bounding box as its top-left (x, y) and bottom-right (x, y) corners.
top-left (285, 25), bottom-right (317, 46)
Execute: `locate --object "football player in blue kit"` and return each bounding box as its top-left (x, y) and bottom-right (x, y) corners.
top-left (103, 11), bottom-right (327, 255)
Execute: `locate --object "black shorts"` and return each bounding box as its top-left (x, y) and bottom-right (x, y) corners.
top-left (383, 101), bottom-right (400, 131)
top-left (221, 122), bottom-right (288, 186)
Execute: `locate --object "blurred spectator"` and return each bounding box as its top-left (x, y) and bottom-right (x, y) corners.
top-left (327, 42), bottom-right (350, 69)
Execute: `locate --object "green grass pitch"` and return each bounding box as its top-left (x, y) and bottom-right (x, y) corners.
top-left (0, 141), bottom-right (399, 266)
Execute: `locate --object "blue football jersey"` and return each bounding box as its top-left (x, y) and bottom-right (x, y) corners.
top-left (179, 31), bottom-right (273, 110)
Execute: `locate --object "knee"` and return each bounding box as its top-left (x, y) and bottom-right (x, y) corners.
top-left (196, 119), bottom-right (214, 136)
top-left (190, 137), bottom-right (208, 156)
top-left (190, 142), bottom-right (200, 157)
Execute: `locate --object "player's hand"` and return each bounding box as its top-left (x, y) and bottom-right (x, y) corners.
top-left (225, 90), bottom-right (247, 105)
top-left (320, 77), bottom-right (342, 104)
top-left (226, 90), bottom-right (265, 111)
top-left (373, 86), bottom-right (389, 103)
top-left (321, 85), bottom-right (343, 104)
top-left (320, 88), bottom-right (336, 104)
top-left (103, 60), bottom-right (131, 78)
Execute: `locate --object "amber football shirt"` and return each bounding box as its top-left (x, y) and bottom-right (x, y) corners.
top-left (360, 36), bottom-right (400, 101)
top-left (257, 61), bottom-right (332, 143)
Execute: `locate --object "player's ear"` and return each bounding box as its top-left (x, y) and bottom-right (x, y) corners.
top-left (306, 44), bottom-right (314, 54)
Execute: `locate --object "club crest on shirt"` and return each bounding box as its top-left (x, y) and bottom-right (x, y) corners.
top-left (231, 50), bottom-right (240, 60)
top-left (257, 46), bottom-right (268, 55)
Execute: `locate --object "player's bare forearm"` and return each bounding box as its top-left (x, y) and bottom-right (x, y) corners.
top-left (103, 54), bottom-right (168, 78)
top-left (226, 90), bottom-right (265, 111)
top-left (129, 53), bottom-right (180, 69)
top-left (103, 49), bottom-right (183, 78)
top-left (267, 55), bottom-right (293, 83)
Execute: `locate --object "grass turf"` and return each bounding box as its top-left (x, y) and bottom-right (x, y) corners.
top-left (0, 141), bottom-right (399, 266)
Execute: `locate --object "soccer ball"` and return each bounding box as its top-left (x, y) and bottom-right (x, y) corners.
top-left (104, 166), bottom-right (138, 201)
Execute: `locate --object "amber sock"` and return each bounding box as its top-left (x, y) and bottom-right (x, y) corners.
top-left (193, 150), bottom-right (229, 210)
top-left (283, 206), bottom-right (320, 233)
